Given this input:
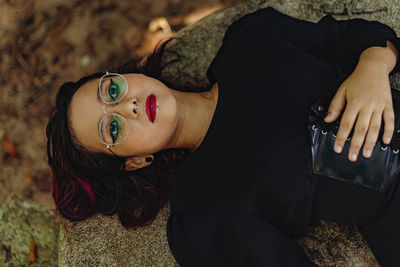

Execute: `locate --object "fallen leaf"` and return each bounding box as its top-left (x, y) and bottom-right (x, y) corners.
top-left (47, 11), bottom-right (71, 37)
top-left (51, 40), bottom-right (73, 56)
top-left (29, 241), bottom-right (36, 263)
top-left (148, 17), bottom-right (171, 33)
top-left (33, 173), bottom-right (52, 192)
top-left (84, 36), bottom-right (95, 55)
top-left (24, 172), bottom-right (34, 184)
top-left (2, 139), bottom-right (18, 158)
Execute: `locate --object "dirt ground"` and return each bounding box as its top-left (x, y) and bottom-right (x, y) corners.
top-left (0, 0), bottom-right (242, 210)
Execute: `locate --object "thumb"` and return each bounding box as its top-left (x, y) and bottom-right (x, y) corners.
top-left (324, 89), bottom-right (346, 123)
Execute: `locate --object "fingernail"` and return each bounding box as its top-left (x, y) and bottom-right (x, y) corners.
top-left (385, 136), bottom-right (391, 143)
top-left (351, 153), bottom-right (357, 161)
top-left (365, 149), bottom-right (371, 157)
top-left (325, 112), bottom-right (332, 119)
top-left (335, 144), bottom-right (342, 153)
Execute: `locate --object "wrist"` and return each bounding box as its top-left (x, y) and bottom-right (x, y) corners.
top-left (356, 57), bottom-right (389, 74)
top-left (358, 41), bottom-right (398, 75)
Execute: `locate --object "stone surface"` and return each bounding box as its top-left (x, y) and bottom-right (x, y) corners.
top-left (161, 0), bottom-right (400, 91)
top-left (59, 203), bottom-right (178, 266)
top-left (0, 193), bottom-right (58, 266)
top-left (60, 0), bottom-right (400, 266)
top-left (296, 220), bottom-right (379, 267)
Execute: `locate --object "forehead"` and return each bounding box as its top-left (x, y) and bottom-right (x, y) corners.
top-left (68, 78), bottom-right (104, 153)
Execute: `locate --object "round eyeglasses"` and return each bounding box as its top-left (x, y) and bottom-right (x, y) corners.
top-left (98, 72), bottom-right (130, 149)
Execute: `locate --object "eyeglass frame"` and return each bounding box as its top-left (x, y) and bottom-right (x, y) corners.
top-left (98, 71), bottom-right (130, 150)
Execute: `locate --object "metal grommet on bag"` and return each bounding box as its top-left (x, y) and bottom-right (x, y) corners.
top-left (347, 137), bottom-right (351, 141)
top-left (381, 146), bottom-right (388, 151)
top-left (321, 130), bottom-right (327, 135)
top-left (393, 149), bottom-right (399, 154)
top-left (332, 133), bottom-right (336, 137)
top-left (318, 105), bottom-right (323, 111)
top-left (312, 125), bottom-right (317, 131)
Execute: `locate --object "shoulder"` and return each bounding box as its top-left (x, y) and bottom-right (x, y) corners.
top-left (226, 7), bottom-right (281, 36)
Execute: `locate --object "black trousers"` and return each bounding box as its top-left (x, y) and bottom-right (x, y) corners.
top-left (358, 177), bottom-right (400, 267)
top-left (312, 171), bottom-right (400, 267)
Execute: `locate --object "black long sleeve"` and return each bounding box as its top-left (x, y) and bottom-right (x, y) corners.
top-left (167, 211), bottom-right (317, 267)
top-left (223, 7), bottom-right (400, 75)
top-left (168, 7), bottom-right (400, 267)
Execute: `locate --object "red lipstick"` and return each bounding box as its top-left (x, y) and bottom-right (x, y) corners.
top-left (146, 94), bottom-right (156, 123)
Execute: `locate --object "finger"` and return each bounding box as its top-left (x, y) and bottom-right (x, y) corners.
top-left (333, 104), bottom-right (359, 155)
top-left (382, 104), bottom-right (395, 144)
top-left (362, 110), bottom-right (382, 158)
top-left (347, 109), bottom-right (373, 161)
top-left (324, 88), bottom-right (346, 123)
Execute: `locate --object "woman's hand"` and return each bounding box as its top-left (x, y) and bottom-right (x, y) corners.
top-left (323, 61), bottom-right (395, 162)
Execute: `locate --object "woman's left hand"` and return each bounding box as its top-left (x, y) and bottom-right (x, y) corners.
top-left (323, 62), bottom-right (395, 162)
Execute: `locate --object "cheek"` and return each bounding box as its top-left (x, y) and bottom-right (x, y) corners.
top-left (131, 121), bottom-right (168, 145)
top-left (126, 124), bottom-right (156, 147)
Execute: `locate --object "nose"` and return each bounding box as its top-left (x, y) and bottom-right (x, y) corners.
top-left (103, 97), bottom-right (139, 119)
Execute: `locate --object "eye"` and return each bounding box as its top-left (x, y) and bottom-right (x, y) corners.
top-left (108, 79), bottom-right (120, 101)
top-left (109, 119), bottom-right (119, 144)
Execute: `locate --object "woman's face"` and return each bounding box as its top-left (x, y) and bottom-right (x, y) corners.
top-left (68, 73), bottom-right (178, 157)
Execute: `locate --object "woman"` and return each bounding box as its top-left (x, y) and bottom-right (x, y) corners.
top-left (47, 7), bottom-right (400, 266)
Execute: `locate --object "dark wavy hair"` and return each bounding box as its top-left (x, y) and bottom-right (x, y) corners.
top-left (46, 37), bottom-right (192, 229)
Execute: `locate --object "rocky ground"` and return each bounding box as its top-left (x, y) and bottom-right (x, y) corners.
top-left (0, 0), bottom-right (241, 210)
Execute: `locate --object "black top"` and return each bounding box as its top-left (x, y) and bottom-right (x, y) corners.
top-left (166, 7), bottom-right (400, 266)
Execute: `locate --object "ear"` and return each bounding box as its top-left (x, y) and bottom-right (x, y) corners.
top-left (124, 155), bottom-right (154, 171)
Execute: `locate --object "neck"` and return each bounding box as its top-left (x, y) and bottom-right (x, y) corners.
top-left (166, 84), bottom-right (218, 152)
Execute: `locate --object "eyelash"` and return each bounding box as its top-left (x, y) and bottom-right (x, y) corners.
top-left (109, 119), bottom-right (119, 143)
top-left (108, 79), bottom-right (120, 101)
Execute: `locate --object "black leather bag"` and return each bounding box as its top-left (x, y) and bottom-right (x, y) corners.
top-left (308, 87), bottom-right (400, 192)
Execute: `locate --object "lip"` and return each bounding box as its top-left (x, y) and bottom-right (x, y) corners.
top-left (145, 94), bottom-right (156, 123)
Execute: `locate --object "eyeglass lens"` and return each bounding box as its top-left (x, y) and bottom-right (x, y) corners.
top-left (99, 74), bottom-right (128, 104)
top-left (99, 73), bottom-right (129, 146)
top-left (100, 113), bottom-right (129, 146)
